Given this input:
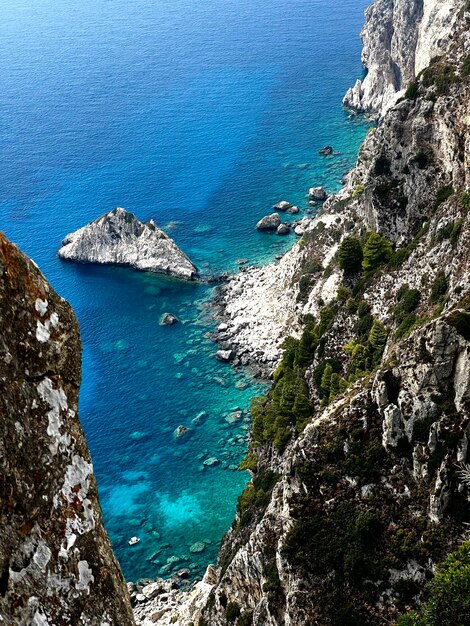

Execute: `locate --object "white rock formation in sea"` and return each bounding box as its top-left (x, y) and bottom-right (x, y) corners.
top-left (343, 0), bottom-right (461, 116)
top-left (58, 207), bottom-right (198, 280)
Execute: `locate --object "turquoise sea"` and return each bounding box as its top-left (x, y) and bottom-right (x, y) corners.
top-left (1, 0), bottom-right (370, 581)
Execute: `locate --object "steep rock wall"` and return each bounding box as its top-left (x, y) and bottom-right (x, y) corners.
top-left (0, 233), bottom-right (135, 625)
top-left (343, 0), bottom-right (462, 116)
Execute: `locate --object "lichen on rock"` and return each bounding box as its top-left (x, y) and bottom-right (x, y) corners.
top-left (0, 232), bottom-right (135, 625)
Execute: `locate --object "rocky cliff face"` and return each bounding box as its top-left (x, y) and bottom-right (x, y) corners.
top-left (59, 208), bottom-right (198, 281)
top-left (343, 0), bottom-right (462, 116)
top-left (0, 233), bottom-right (135, 625)
top-left (169, 3), bottom-right (470, 625)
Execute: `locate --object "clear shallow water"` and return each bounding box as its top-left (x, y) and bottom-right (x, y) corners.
top-left (1, 0), bottom-right (370, 581)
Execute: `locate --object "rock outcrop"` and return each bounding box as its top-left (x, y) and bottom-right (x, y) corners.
top-left (343, 0), bottom-right (462, 116)
top-left (142, 2), bottom-right (470, 624)
top-left (0, 232), bottom-right (135, 625)
top-left (256, 214), bottom-right (281, 231)
top-left (59, 208), bottom-right (198, 281)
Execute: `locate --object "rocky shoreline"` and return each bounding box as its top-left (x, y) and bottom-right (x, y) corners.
top-left (131, 566), bottom-right (217, 626)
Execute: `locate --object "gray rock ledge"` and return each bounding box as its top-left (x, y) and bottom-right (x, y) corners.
top-left (58, 207), bottom-right (199, 281)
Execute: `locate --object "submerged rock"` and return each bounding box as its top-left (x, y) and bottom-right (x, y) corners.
top-left (58, 207), bottom-right (199, 281)
top-left (174, 425), bottom-right (190, 439)
top-left (203, 457), bottom-right (219, 467)
top-left (318, 145), bottom-right (334, 155)
top-left (256, 213), bottom-right (281, 231)
top-left (189, 542), bottom-right (206, 554)
top-left (160, 312), bottom-right (179, 326)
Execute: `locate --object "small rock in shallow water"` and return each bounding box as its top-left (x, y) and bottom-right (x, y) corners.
top-left (272, 200), bottom-right (292, 211)
top-left (215, 349), bottom-right (233, 362)
top-left (203, 457), bottom-right (219, 467)
top-left (192, 411), bottom-right (208, 425)
top-left (318, 145), bottom-right (334, 155)
top-left (308, 186), bottom-right (328, 201)
top-left (225, 411), bottom-right (243, 424)
top-left (174, 425), bottom-right (189, 439)
top-left (277, 223), bottom-right (290, 236)
top-left (160, 312), bottom-right (178, 326)
top-left (190, 542), bottom-right (206, 554)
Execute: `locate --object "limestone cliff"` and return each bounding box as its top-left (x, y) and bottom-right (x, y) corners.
top-left (158, 2), bottom-right (470, 624)
top-left (343, 0), bottom-right (462, 116)
top-left (0, 233), bottom-right (135, 625)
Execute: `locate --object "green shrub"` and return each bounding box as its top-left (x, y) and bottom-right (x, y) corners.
top-left (433, 185), bottom-right (453, 210)
top-left (405, 81), bottom-right (419, 100)
top-left (238, 453), bottom-right (258, 472)
top-left (437, 221), bottom-right (455, 241)
top-left (421, 63), bottom-right (460, 96)
top-left (337, 285), bottom-right (352, 302)
top-left (368, 320), bottom-right (388, 365)
top-left (298, 275), bottom-right (312, 302)
top-left (338, 236), bottom-right (363, 274)
top-left (352, 184), bottom-right (365, 199)
top-left (397, 542), bottom-right (470, 626)
top-left (450, 219), bottom-right (464, 247)
top-left (395, 314), bottom-right (418, 340)
top-left (395, 287), bottom-right (421, 325)
top-left (357, 300), bottom-right (371, 317)
top-left (226, 601), bottom-right (241, 623)
top-left (447, 310), bottom-right (470, 341)
top-left (430, 272), bottom-right (449, 303)
top-left (460, 191), bottom-right (470, 211)
top-left (362, 232), bottom-right (393, 272)
top-left (346, 297), bottom-right (359, 314)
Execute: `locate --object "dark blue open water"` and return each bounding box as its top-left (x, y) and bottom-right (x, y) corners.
top-left (1, 0), bottom-right (370, 581)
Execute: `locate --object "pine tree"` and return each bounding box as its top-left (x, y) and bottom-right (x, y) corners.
top-left (279, 371), bottom-right (296, 416)
top-left (320, 363), bottom-right (333, 400)
top-left (295, 327), bottom-right (317, 368)
top-left (368, 319), bottom-right (388, 351)
top-left (338, 236), bottom-right (363, 274)
top-left (368, 319), bottom-right (388, 366)
top-left (293, 380), bottom-right (312, 430)
top-left (362, 232), bottom-right (393, 272)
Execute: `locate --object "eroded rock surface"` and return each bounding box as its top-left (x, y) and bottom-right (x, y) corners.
top-left (0, 232), bottom-right (135, 625)
top-left (343, 0), bottom-right (462, 116)
top-left (59, 208), bottom-right (198, 281)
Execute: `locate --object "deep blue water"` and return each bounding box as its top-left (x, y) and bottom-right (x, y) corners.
top-left (1, 0), bottom-right (370, 581)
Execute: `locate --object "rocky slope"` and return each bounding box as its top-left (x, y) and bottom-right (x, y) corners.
top-left (141, 2), bottom-right (470, 624)
top-left (0, 233), bottom-right (135, 625)
top-left (343, 0), bottom-right (462, 116)
top-left (59, 208), bottom-right (198, 281)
